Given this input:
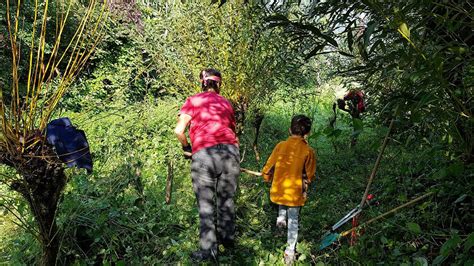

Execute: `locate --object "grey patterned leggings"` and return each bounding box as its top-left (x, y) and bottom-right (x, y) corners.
top-left (191, 144), bottom-right (240, 252)
top-left (278, 205), bottom-right (300, 254)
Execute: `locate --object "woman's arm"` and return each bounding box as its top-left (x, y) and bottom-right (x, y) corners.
top-left (174, 114), bottom-right (192, 147)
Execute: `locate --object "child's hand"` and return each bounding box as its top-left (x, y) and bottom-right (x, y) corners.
top-left (303, 179), bottom-right (309, 198)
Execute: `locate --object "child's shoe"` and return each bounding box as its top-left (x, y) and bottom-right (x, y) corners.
top-left (284, 250), bottom-right (296, 265)
top-left (276, 216), bottom-right (287, 229)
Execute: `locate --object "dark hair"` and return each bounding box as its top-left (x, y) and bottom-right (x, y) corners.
top-left (200, 68), bottom-right (222, 92)
top-left (290, 115), bottom-right (312, 136)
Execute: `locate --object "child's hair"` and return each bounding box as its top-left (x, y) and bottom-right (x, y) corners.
top-left (290, 115), bottom-right (312, 136)
top-left (200, 68), bottom-right (222, 92)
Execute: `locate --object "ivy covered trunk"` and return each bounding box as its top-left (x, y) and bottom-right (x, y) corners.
top-left (9, 143), bottom-right (67, 266)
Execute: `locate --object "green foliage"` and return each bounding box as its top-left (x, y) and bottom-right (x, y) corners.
top-left (406, 222), bottom-right (422, 234)
top-left (266, 0), bottom-right (473, 162)
top-left (64, 1), bottom-right (311, 132)
top-left (1, 1), bottom-right (106, 265)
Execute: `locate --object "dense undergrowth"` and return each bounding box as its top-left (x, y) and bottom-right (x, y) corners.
top-left (1, 88), bottom-right (472, 264)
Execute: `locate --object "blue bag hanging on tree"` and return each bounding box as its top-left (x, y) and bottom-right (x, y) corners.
top-left (46, 118), bottom-right (93, 173)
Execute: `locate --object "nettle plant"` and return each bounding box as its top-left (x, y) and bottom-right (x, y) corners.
top-left (0, 0), bottom-right (106, 264)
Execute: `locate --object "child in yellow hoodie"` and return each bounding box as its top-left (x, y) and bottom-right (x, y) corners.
top-left (262, 115), bottom-right (317, 263)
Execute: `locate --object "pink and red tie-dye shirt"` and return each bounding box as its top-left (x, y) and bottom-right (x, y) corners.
top-left (179, 91), bottom-right (238, 154)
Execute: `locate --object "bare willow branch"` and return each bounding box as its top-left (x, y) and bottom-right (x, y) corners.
top-left (1, 1), bottom-right (107, 264)
top-left (0, 203), bottom-right (41, 237)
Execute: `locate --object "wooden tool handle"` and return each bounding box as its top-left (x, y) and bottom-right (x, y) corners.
top-left (240, 168), bottom-right (262, 176)
top-left (359, 118), bottom-right (395, 208)
top-left (342, 192), bottom-right (433, 237)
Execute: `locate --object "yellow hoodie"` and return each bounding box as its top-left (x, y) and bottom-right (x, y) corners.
top-left (262, 136), bottom-right (317, 207)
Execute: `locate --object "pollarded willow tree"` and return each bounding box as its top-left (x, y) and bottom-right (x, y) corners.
top-left (0, 0), bottom-right (106, 264)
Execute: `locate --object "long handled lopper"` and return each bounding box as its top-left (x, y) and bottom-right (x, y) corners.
top-left (319, 118), bottom-right (396, 245)
top-left (319, 194), bottom-right (375, 246)
top-left (319, 192), bottom-right (433, 250)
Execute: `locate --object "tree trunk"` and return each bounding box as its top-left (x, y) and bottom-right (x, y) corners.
top-left (11, 145), bottom-right (67, 266)
top-left (252, 112), bottom-right (264, 162)
top-left (40, 225), bottom-right (60, 266)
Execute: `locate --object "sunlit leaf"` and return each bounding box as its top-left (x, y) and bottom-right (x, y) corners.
top-left (398, 22), bottom-right (410, 39)
top-left (298, 253), bottom-right (307, 261)
top-left (460, 112), bottom-right (470, 118)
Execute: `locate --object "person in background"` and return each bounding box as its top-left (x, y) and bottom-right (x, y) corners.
top-left (336, 89), bottom-right (366, 119)
top-left (174, 68), bottom-right (240, 262)
top-left (261, 115), bottom-right (317, 264)
top-left (335, 89), bottom-right (366, 146)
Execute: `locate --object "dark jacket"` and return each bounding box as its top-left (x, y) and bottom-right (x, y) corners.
top-left (46, 118), bottom-right (92, 173)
